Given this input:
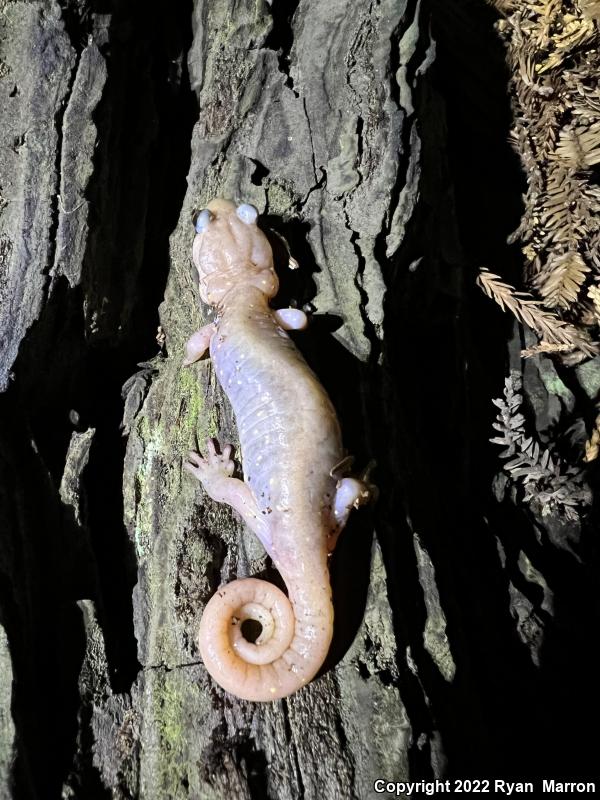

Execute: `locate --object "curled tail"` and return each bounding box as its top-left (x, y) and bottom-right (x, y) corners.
top-left (197, 576), bottom-right (333, 701)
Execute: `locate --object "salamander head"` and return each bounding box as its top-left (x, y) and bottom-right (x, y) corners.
top-left (192, 198), bottom-right (279, 307)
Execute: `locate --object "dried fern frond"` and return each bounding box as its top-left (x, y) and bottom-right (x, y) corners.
top-left (521, 341), bottom-right (572, 357)
top-left (583, 413), bottom-right (600, 462)
top-left (568, 85), bottom-right (600, 118)
top-left (488, 0), bottom-right (516, 12)
top-left (491, 372), bottom-right (592, 518)
top-left (554, 120), bottom-right (600, 167)
top-left (586, 230), bottom-right (600, 270)
top-left (491, 0), bottom-right (600, 342)
top-left (537, 15), bottom-right (598, 73)
top-left (477, 269), bottom-right (597, 356)
top-left (587, 284), bottom-right (600, 322)
top-left (534, 251), bottom-right (590, 308)
top-left (525, 0), bottom-right (564, 50)
top-left (537, 167), bottom-right (586, 249)
top-left (526, 0), bottom-right (561, 18)
top-left (578, 0), bottom-right (600, 21)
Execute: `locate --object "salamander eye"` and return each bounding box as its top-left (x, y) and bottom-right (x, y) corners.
top-left (236, 203), bottom-right (258, 224)
top-left (194, 209), bottom-right (213, 233)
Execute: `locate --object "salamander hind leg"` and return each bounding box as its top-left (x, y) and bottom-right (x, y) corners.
top-left (273, 308), bottom-right (308, 331)
top-left (327, 476), bottom-right (373, 553)
top-left (185, 439), bottom-right (273, 555)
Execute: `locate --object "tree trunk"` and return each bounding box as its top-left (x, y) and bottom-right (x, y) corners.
top-left (0, 1), bottom-right (596, 798)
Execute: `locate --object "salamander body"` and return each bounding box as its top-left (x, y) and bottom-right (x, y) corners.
top-left (184, 199), bottom-right (369, 701)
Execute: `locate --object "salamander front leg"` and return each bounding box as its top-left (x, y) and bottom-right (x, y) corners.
top-left (183, 323), bottom-right (216, 365)
top-left (185, 439), bottom-right (273, 555)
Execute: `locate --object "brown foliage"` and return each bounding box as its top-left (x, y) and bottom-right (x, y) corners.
top-left (480, 1), bottom-right (600, 356)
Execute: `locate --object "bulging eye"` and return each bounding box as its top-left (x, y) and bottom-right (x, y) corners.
top-left (236, 203), bottom-right (258, 224)
top-left (194, 209), bottom-right (213, 233)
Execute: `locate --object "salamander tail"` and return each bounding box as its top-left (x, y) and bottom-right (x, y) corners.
top-left (197, 576), bottom-right (333, 701)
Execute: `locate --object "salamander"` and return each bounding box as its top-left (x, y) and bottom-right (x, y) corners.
top-left (184, 198), bottom-right (370, 701)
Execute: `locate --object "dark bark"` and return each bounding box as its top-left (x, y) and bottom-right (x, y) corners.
top-left (0, 1), bottom-right (597, 799)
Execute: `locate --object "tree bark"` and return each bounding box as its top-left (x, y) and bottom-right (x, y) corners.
top-left (0, 1), bottom-right (597, 799)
